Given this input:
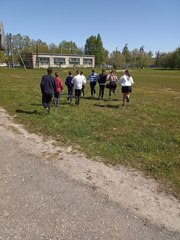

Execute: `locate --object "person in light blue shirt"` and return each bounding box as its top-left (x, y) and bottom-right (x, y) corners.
top-left (87, 70), bottom-right (99, 97)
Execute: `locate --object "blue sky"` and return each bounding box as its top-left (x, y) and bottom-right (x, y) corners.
top-left (1, 0), bottom-right (180, 55)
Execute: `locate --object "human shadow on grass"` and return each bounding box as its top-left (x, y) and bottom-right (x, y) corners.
top-left (94, 104), bottom-right (120, 109)
top-left (16, 109), bottom-right (44, 115)
top-left (104, 98), bottom-right (119, 102)
top-left (30, 103), bottom-right (42, 107)
top-left (83, 96), bottom-right (102, 101)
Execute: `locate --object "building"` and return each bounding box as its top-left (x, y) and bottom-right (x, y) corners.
top-left (0, 21), bottom-right (5, 51)
top-left (24, 53), bottom-right (95, 69)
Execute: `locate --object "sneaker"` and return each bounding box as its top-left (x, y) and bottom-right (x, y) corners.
top-left (45, 107), bottom-right (50, 114)
top-left (126, 96), bottom-right (129, 102)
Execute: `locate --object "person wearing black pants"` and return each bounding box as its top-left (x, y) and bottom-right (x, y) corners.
top-left (65, 71), bottom-right (74, 103)
top-left (40, 67), bottom-right (57, 114)
top-left (71, 70), bottom-right (86, 106)
top-left (98, 69), bottom-right (107, 99)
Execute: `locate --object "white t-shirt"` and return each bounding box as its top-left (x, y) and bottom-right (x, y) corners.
top-left (119, 75), bottom-right (134, 87)
top-left (71, 74), bottom-right (86, 90)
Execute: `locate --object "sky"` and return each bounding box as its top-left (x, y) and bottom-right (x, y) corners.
top-left (1, 0), bottom-right (180, 56)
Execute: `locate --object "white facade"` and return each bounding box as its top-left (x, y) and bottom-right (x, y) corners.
top-left (25, 53), bottom-right (95, 69)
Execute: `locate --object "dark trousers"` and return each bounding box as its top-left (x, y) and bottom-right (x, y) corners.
top-left (54, 92), bottom-right (61, 107)
top-left (109, 82), bottom-right (117, 98)
top-left (99, 85), bottom-right (106, 99)
top-left (42, 93), bottom-right (53, 112)
top-left (90, 82), bottom-right (96, 96)
top-left (81, 85), bottom-right (85, 97)
top-left (67, 86), bottom-right (74, 102)
top-left (75, 89), bottom-right (82, 105)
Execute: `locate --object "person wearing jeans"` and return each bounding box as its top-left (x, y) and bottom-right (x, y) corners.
top-left (54, 71), bottom-right (63, 107)
top-left (87, 70), bottom-right (99, 97)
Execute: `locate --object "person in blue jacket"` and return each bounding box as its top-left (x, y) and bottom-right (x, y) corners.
top-left (87, 70), bottom-right (99, 97)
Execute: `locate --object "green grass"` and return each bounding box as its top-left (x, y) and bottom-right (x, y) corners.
top-left (0, 67), bottom-right (180, 198)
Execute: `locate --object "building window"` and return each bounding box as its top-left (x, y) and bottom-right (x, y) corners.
top-left (69, 58), bottom-right (80, 65)
top-left (83, 58), bottom-right (93, 65)
top-left (38, 57), bottom-right (49, 65)
top-left (54, 58), bottom-right (66, 65)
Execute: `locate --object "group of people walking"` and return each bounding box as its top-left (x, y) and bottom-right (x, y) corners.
top-left (40, 67), bottom-right (134, 113)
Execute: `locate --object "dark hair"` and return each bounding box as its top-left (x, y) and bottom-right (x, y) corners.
top-left (55, 71), bottom-right (59, 77)
top-left (125, 69), bottom-right (130, 77)
top-left (47, 67), bottom-right (53, 74)
top-left (69, 71), bottom-right (72, 75)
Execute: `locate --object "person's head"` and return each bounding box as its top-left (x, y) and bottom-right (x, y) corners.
top-left (69, 71), bottom-right (72, 75)
top-left (80, 71), bottom-right (83, 75)
top-left (92, 70), bottom-right (95, 74)
top-left (76, 70), bottom-right (80, 75)
top-left (102, 69), bottom-right (105, 73)
top-left (124, 69), bottom-right (130, 77)
top-left (47, 67), bottom-right (53, 74)
top-left (55, 71), bottom-right (59, 77)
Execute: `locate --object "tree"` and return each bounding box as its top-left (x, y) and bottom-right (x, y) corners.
top-left (174, 47), bottom-right (180, 69)
top-left (108, 49), bottom-right (125, 69)
top-left (84, 34), bottom-right (107, 65)
top-left (122, 43), bottom-right (131, 66)
top-left (58, 41), bottom-right (82, 54)
top-left (48, 43), bottom-right (58, 54)
top-left (0, 50), bottom-right (7, 63)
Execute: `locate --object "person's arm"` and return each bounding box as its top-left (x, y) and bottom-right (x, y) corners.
top-left (60, 79), bottom-right (64, 90)
top-left (71, 77), bottom-right (75, 85)
top-left (130, 77), bottom-right (134, 85)
top-left (65, 77), bottom-right (68, 86)
top-left (53, 78), bottom-right (58, 92)
top-left (40, 76), bottom-right (44, 93)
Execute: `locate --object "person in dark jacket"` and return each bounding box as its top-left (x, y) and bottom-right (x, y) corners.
top-left (98, 69), bottom-right (107, 99)
top-left (40, 67), bottom-right (57, 114)
top-left (65, 71), bottom-right (74, 103)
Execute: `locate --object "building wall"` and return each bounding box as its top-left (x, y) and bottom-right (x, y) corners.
top-left (25, 53), bottom-right (95, 69)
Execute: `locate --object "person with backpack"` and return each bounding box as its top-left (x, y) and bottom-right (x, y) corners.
top-left (106, 70), bottom-right (118, 99)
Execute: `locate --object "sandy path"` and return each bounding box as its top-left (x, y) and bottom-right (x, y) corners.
top-left (0, 107), bottom-right (179, 233)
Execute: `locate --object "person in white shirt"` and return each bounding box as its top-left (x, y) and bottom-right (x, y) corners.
top-left (80, 71), bottom-right (86, 98)
top-left (119, 70), bottom-right (134, 106)
top-left (71, 70), bottom-right (86, 105)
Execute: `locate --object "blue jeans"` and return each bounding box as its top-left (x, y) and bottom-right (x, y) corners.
top-left (90, 82), bottom-right (96, 96)
top-left (54, 92), bottom-right (61, 107)
top-left (67, 86), bottom-right (74, 102)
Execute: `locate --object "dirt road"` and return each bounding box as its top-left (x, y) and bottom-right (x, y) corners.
top-left (0, 107), bottom-right (179, 239)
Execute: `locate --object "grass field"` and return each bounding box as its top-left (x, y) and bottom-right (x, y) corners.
top-left (0, 67), bottom-right (180, 198)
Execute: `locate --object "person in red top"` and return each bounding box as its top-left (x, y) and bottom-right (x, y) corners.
top-left (54, 71), bottom-right (63, 107)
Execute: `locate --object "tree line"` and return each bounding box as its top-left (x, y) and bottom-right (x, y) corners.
top-left (0, 33), bottom-right (179, 69)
